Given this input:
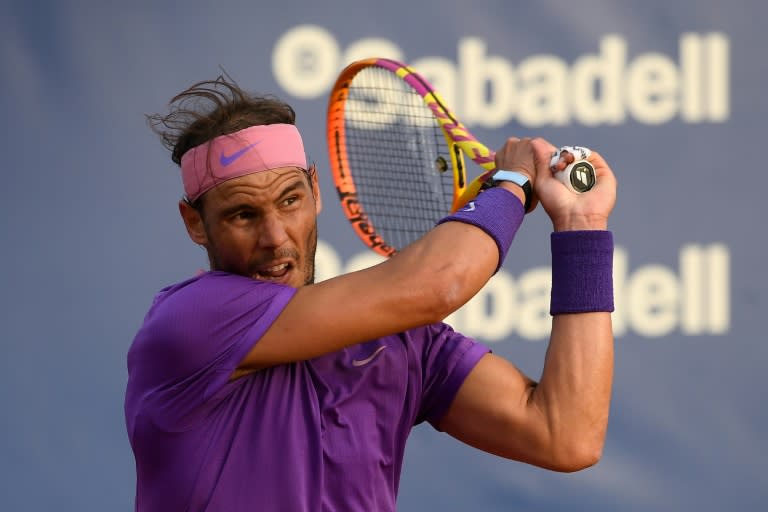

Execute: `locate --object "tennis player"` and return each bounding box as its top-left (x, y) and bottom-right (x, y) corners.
top-left (125, 76), bottom-right (617, 511)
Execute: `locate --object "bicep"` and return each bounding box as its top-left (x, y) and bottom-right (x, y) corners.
top-left (437, 353), bottom-right (554, 468)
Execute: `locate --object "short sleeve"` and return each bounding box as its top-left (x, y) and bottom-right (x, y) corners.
top-left (126, 272), bottom-right (296, 431)
top-left (414, 323), bottom-right (490, 428)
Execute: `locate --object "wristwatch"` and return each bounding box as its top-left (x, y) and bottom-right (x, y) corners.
top-left (483, 170), bottom-right (533, 212)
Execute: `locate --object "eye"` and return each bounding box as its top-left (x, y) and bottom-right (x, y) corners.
top-left (234, 211), bottom-right (255, 221)
top-left (282, 195), bottom-right (299, 207)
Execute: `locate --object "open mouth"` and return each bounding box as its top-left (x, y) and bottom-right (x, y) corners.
top-left (253, 262), bottom-right (292, 282)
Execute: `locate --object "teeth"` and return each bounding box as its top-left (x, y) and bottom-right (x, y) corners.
top-left (256, 263), bottom-right (289, 280)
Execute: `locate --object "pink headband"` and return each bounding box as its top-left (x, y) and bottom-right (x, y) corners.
top-left (180, 124), bottom-right (307, 201)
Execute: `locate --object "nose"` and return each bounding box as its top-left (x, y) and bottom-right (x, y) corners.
top-left (257, 213), bottom-right (290, 249)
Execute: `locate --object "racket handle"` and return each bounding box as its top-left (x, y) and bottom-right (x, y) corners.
top-left (554, 159), bottom-right (596, 194)
top-left (452, 170), bottom-right (496, 213)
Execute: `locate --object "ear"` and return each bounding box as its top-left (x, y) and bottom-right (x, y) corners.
top-left (179, 200), bottom-right (209, 246)
top-left (310, 165), bottom-right (322, 214)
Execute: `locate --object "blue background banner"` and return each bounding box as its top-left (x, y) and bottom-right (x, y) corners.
top-left (1, 1), bottom-right (766, 510)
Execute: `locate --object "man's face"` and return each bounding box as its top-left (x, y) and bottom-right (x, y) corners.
top-left (184, 167), bottom-right (322, 288)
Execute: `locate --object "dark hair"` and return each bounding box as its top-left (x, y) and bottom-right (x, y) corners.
top-left (147, 74), bottom-right (297, 165)
top-left (146, 74), bottom-right (312, 210)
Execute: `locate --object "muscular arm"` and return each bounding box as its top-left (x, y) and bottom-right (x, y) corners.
top-left (237, 182), bottom-right (528, 371)
top-left (438, 141), bottom-right (618, 471)
top-left (438, 313), bottom-right (613, 472)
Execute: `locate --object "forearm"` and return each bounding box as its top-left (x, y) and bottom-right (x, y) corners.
top-left (348, 184), bottom-right (526, 327)
top-left (529, 230), bottom-right (615, 469)
top-left (531, 312), bottom-right (614, 468)
top-left (386, 183), bottom-right (527, 319)
top-left (377, 222), bottom-right (500, 321)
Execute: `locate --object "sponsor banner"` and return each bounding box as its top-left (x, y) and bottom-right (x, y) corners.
top-left (273, 26), bottom-right (730, 127)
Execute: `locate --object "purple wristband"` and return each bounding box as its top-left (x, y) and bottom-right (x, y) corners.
top-left (436, 187), bottom-right (525, 272)
top-left (550, 230), bottom-right (614, 315)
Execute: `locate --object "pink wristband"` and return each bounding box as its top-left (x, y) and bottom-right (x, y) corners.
top-left (550, 230), bottom-right (614, 315)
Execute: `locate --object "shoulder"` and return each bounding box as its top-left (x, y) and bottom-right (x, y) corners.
top-left (130, 272), bottom-right (296, 360)
top-left (404, 322), bottom-right (469, 350)
top-left (127, 272), bottom-right (297, 387)
top-left (150, 271), bottom-right (296, 319)
top-left (405, 322), bottom-right (490, 375)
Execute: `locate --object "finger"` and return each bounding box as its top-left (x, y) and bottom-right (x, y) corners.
top-left (574, 150), bottom-right (617, 196)
top-left (552, 158), bottom-right (569, 172)
top-left (549, 145), bottom-right (599, 174)
top-left (559, 150), bottom-right (576, 165)
top-left (583, 150), bottom-right (614, 180)
top-left (530, 138), bottom-right (558, 169)
top-left (531, 136), bottom-right (557, 154)
top-left (494, 137), bottom-right (521, 167)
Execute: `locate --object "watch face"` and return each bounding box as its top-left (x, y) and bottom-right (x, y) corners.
top-left (570, 161), bottom-right (596, 193)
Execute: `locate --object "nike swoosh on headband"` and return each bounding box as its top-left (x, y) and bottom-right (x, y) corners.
top-left (219, 140), bottom-right (262, 167)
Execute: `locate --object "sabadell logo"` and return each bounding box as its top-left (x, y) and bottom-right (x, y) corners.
top-left (272, 25), bottom-right (730, 128)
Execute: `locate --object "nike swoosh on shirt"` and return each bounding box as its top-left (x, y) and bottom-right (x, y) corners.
top-left (351, 345), bottom-right (387, 367)
top-left (462, 201), bottom-right (476, 212)
top-left (219, 141), bottom-right (262, 166)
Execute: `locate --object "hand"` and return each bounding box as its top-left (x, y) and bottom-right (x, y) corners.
top-left (530, 139), bottom-right (617, 231)
top-left (494, 137), bottom-right (540, 212)
top-left (494, 137), bottom-right (537, 183)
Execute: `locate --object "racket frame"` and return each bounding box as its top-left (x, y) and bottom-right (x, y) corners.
top-left (326, 58), bottom-right (497, 257)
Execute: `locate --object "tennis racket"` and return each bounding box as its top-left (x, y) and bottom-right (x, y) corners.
top-left (326, 57), bottom-right (595, 257)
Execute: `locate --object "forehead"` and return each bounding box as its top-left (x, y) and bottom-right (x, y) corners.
top-left (205, 167), bottom-right (308, 206)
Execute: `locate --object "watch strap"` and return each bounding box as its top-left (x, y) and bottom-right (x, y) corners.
top-left (485, 170), bottom-right (532, 212)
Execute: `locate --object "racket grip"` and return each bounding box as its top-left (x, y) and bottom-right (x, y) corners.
top-left (554, 159), bottom-right (596, 194)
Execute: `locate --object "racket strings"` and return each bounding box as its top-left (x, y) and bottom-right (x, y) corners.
top-left (343, 68), bottom-right (454, 250)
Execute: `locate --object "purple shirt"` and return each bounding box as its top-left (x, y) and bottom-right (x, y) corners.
top-left (125, 271), bottom-right (489, 511)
